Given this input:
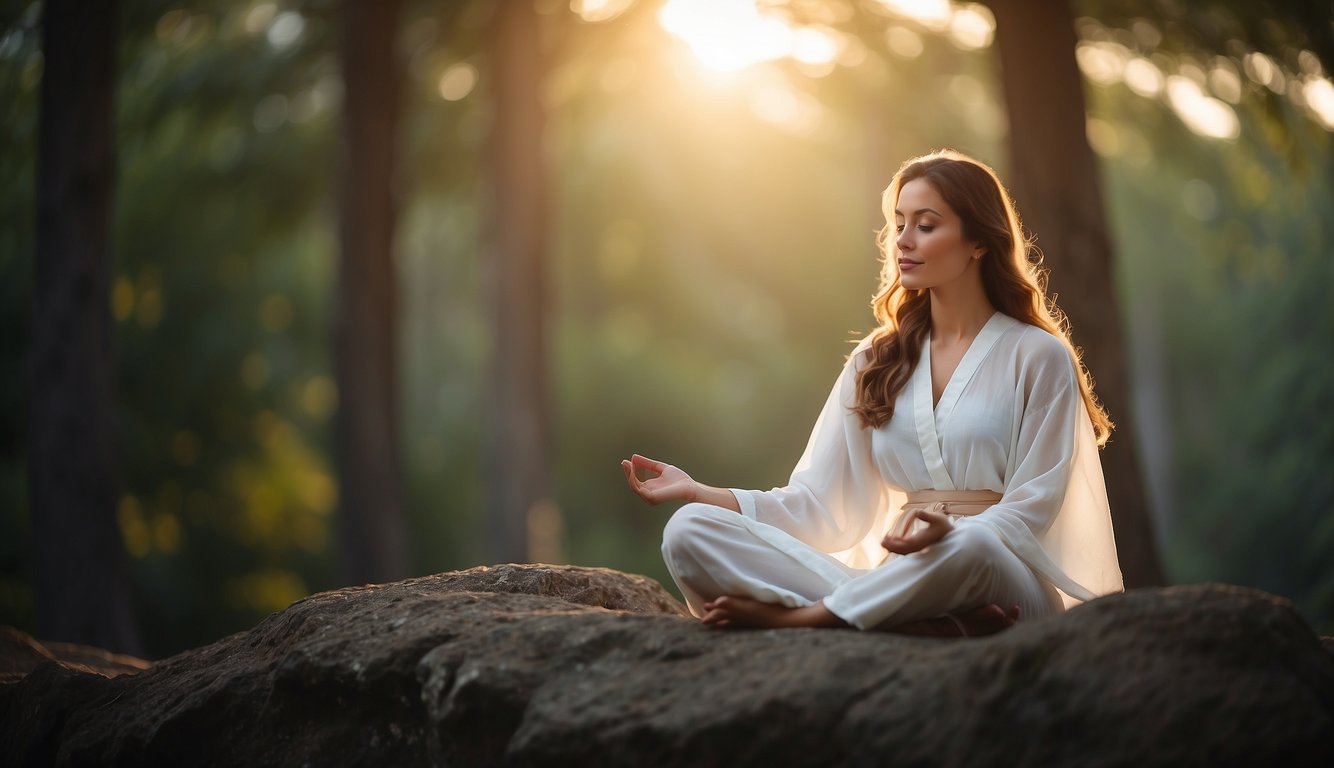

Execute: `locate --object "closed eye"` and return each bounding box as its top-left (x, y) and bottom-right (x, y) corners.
top-left (895, 223), bottom-right (936, 234)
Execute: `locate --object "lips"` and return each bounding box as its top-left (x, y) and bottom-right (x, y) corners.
top-left (898, 259), bottom-right (922, 271)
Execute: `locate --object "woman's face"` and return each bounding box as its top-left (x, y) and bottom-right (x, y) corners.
top-left (893, 178), bottom-right (983, 292)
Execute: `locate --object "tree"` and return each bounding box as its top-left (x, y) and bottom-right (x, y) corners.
top-left (988, 0), bottom-right (1165, 587)
top-left (29, 0), bottom-right (142, 653)
top-left (484, 0), bottom-right (550, 564)
top-left (335, 0), bottom-right (412, 584)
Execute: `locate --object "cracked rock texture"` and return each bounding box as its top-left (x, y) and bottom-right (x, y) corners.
top-left (2, 564), bottom-right (1332, 766)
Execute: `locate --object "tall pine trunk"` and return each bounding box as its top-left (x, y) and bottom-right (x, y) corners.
top-left (988, 0), bottom-right (1165, 587)
top-left (485, 1), bottom-right (550, 564)
top-left (30, 0), bottom-right (142, 654)
top-left (335, 0), bottom-right (411, 584)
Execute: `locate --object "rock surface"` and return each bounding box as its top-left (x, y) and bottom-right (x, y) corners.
top-left (2, 564), bottom-right (1332, 766)
top-left (1, 626), bottom-right (151, 683)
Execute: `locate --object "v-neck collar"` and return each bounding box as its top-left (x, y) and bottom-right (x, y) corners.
top-left (912, 312), bottom-right (1013, 490)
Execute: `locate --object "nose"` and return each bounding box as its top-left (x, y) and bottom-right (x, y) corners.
top-left (896, 229), bottom-right (913, 251)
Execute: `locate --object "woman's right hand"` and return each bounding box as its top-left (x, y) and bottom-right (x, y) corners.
top-left (621, 453), bottom-right (697, 505)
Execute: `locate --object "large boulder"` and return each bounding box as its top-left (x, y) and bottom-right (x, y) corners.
top-left (1, 626), bottom-right (152, 684)
top-left (2, 564), bottom-right (1331, 766)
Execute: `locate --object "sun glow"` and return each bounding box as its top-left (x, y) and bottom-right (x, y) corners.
top-left (658, 0), bottom-right (793, 72)
top-left (657, 0), bottom-right (847, 75)
top-left (873, 0), bottom-right (952, 32)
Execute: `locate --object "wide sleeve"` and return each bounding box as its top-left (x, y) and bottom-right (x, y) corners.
top-left (729, 339), bottom-right (892, 558)
top-left (968, 335), bottom-right (1124, 606)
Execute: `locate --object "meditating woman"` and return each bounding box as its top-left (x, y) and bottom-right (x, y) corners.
top-left (621, 150), bottom-right (1123, 635)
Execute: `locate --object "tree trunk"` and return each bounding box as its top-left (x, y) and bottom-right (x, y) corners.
top-left (485, 1), bottom-right (551, 564)
top-left (988, 0), bottom-right (1165, 587)
top-left (30, 0), bottom-right (142, 654)
top-left (335, 0), bottom-right (411, 584)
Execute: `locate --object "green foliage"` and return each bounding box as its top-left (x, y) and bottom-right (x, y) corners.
top-left (1080, 4), bottom-right (1334, 632)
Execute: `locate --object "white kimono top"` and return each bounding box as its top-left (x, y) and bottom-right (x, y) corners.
top-left (729, 312), bottom-right (1124, 608)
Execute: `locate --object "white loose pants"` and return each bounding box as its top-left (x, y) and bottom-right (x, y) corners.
top-left (662, 502), bottom-right (1064, 630)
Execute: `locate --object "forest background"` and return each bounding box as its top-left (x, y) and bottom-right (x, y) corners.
top-left (2, 0), bottom-right (1331, 659)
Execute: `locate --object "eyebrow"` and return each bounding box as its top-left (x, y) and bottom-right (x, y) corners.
top-left (893, 207), bottom-right (942, 217)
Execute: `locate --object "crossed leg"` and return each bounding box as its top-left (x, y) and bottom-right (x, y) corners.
top-left (699, 595), bottom-right (1019, 635)
top-left (663, 503), bottom-right (1054, 635)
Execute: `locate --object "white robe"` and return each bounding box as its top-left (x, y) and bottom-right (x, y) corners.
top-left (669, 312), bottom-right (1123, 626)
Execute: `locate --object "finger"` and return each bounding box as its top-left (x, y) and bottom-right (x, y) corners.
top-left (631, 454), bottom-right (667, 473)
top-left (624, 459), bottom-right (648, 487)
top-left (884, 528), bottom-right (935, 554)
top-left (917, 510), bottom-right (951, 533)
top-left (621, 460), bottom-right (644, 493)
top-left (881, 536), bottom-right (916, 554)
top-left (917, 509), bottom-right (948, 524)
top-left (624, 460), bottom-right (662, 503)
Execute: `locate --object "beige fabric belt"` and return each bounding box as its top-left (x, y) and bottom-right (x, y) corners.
top-left (889, 490), bottom-right (1003, 539)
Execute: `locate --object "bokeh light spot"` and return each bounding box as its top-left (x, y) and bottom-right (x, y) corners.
top-left (1166, 75), bottom-right (1239, 140)
top-left (1123, 57), bottom-right (1163, 97)
top-left (245, 4), bottom-right (276, 35)
top-left (947, 4), bottom-right (994, 50)
top-left (112, 276), bottom-right (135, 322)
top-left (118, 496), bottom-right (151, 558)
top-left (1208, 58), bottom-right (1242, 104)
top-left (885, 26), bottom-right (923, 59)
top-left (1303, 77), bottom-right (1334, 130)
top-left (302, 376), bottom-right (338, 420)
top-left (791, 26), bottom-right (842, 66)
top-left (438, 63), bottom-right (478, 101)
top-left (572, 0), bottom-right (635, 23)
top-left (136, 287), bottom-right (163, 330)
top-left (1085, 117), bottom-right (1119, 157)
top-left (874, 0), bottom-right (952, 32)
top-left (266, 11), bottom-right (304, 50)
top-left (153, 513), bottom-right (183, 555)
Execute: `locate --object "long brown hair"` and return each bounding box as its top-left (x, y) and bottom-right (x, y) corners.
top-left (851, 149), bottom-right (1113, 446)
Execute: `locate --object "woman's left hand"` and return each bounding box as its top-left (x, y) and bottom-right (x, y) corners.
top-left (880, 508), bottom-right (953, 554)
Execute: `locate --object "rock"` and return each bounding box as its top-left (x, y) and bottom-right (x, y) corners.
top-left (1, 569), bottom-right (1331, 767)
top-left (395, 563), bottom-right (692, 617)
top-left (0, 626), bottom-right (151, 683)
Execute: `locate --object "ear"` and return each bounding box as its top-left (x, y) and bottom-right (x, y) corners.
top-left (971, 243), bottom-right (985, 260)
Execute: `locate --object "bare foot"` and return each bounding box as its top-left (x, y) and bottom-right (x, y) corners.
top-left (700, 596), bottom-right (848, 629)
top-left (891, 603), bottom-right (1020, 637)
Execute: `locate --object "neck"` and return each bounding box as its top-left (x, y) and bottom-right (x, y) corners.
top-left (928, 269), bottom-right (995, 343)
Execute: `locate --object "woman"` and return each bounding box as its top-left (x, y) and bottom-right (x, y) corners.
top-left (621, 150), bottom-right (1123, 635)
